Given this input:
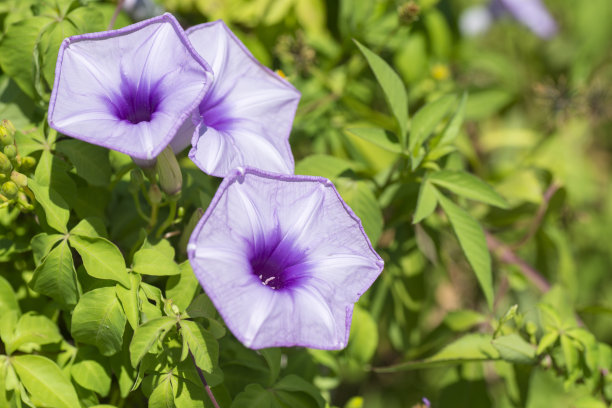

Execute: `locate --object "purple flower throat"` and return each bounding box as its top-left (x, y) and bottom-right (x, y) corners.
top-left (248, 229), bottom-right (309, 291)
top-left (110, 73), bottom-right (162, 125)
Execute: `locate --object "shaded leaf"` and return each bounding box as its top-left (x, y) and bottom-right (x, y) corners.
top-left (375, 333), bottom-right (500, 372)
top-left (429, 170), bottom-right (508, 208)
top-left (345, 127), bottom-right (402, 154)
top-left (6, 312), bottom-right (62, 354)
top-left (129, 317), bottom-right (176, 368)
top-left (180, 320), bottom-right (218, 374)
top-left (72, 287), bottom-right (127, 356)
top-left (355, 40), bottom-right (408, 147)
top-left (11, 354), bottom-right (80, 408)
top-left (492, 334), bottom-right (537, 364)
top-left (28, 177), bottom-right (69, 233)
top-left (295, 154), bottom-right (355, 179)
top-left (336, 178), bottom-right (383, 246)
top-left (29, 239), bottom-right (78, 308)
top-left (437, 193), bottom-right (493, 309)
top-left (56, 139), bottom-right (111, 186)
top-left (69, 235), bottom-right (130, 287)
top-left (413, 179), bottom-right (438, 223)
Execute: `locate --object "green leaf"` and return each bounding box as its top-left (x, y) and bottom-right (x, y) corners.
top-left (30, 232), bottom-right (63, 265)
top-left (443, 309), bottom-right (487, 331)
top-left (437, 93), bottom-right (468, 146)
top-left (346, 306), bottom-right (378, 363)
top-left (69, 235), bottom-right (130, 287)
top-left (231, 383), bottom-right (276, 408)
top-left (345, 127), bottom-right (402, 154)
top-left (259, 348), bottom-right (282, 385)
top-left (0, 16), bottom-right (54, 98)
top-left (148, 374), bottom-right (176, 408)
top-left (56, 139), bottom-right (111, 186)
top-left (355, 40), bottom-right (408, 147)
top-left (428, 170), bottom-right (508, 208)
top-left (115, 273), bottom-right (141, 330)
top-left (70, 346), bottom-right (112, 397)
top-left (28, 177), bottom-right (70, 233)
top-left (437, 193), bottom-right (493, 309)
top-left (166, 262), bottom-right (200, 312)
top-left (132, 247), bottom-right (180, 276)
top-left (11, 354), bottom-right (81, 408)
top-left (465, 89), bottom-right (513, 120)
top-left (180, 320), bottom-right (218, 374)
top-left (537, 331), bottom-right (559, 355)
top-left (6, 312), bottom-right (62, 354)
top-left (29, 239), bottom-right (79, 308)
top-left (70, 217), bottom-right (108, 238)
top-left (413, 179), bottom-right (438, 223)
top-left (129, 316), bottom-right (176, 367)
top-left (295, 154), bottom-right (356, 179)
top-left (274, 375), bottom-right (326, 408)
top-left (71, 287), bottom-right (127, 356)
top-left (492, 334), bottom-right (537, 364)
top-left (375, 333), bottom-right (500, 372)
top-left (0, 275), bottom-right (20, 317)
top-left (336, 178), bottom-right (383, 246)
top-left (408, 94), bottom-right (457, 169)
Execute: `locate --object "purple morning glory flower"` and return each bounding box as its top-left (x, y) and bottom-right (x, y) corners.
top-left (492, 0), bottom-right (558, 38)
top-left (187, 168), bottom-right (384, 349)
top-left (48, 13), bottom-right (213, 161)
top-left (169, 21), bottom-right (300, 178)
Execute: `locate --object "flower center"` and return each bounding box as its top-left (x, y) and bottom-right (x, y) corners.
top-left (111, 76), bottom-right (161, 125)
top-left (248, 232), bottom-right (309, 291)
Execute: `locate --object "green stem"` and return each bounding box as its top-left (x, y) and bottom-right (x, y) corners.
top-left (155, 199), bottom-right (177, 239)
top-left (131, 192), bottom-right (150, 223)
top-left (148, 202), bottom-right (159, 231)
top-left (110, 162), bottom-right (135, 191)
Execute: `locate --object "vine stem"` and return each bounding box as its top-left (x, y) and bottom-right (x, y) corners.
top-left (486, 232), bottom-right (551, 293)
top-left (108, 0), bottom-right (124, 30)
top-left (155, 199), bottom-right (177, 239)
top-left (511, 182), bottom-right (561, 249)
top-left (189, 350), bottom-right (221, 408)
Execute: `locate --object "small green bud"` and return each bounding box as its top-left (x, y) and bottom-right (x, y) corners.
top-left (3, 145), bottom-right (16, 160)
top-left (129, 168), bottom-right (144, 194)
top-left (0, 127), bottom-right (13, 147)
top-left (0, 152), bottom-right (12, 174)
top-left (1, 181), bottom-right (18, 199)
top-left (398, 1), bottom-right (420, 25)
top-left (0, 120), bottom-right (16, 136)
top-left (177, 206), bottom-right (185, 218)
top-left (10, 171), bottom-right (27, 188)
top-left (155, 146), bottom-right (182, 196)
top-left (148, 184), bottom-right (163, 204)
top-left (20, 156), bottom-right (36, 174)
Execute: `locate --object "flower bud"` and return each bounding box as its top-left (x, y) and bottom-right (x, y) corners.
top-left (155, 146), bottom-right (182, 196)
top-left (20, 156), bottom-right (36, 174)
top-left (0, 126), bottom-right (13, 147)
top-left (129, 168), bottom-right (144, 194)
top-left (148, 184), bottom-right (163, 204)
top-left (0, 152), bottom-right (12, 174)
top-left (3, 144), bottom-right (16, 160)
top-left (1, 120), bottom-right (16, 136)
top-left (10, 171), bottom-right (27, 188)
top-left (398, 1), bottom-right (420, 25)
top-left (1, 181), bottom-right (18, 199)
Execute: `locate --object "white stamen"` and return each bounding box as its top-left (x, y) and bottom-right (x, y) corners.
top-left (263, 276), bottom-right (276, 285)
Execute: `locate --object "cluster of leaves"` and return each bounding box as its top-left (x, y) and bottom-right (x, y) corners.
top-left (1, 0), bottom-right (612, 407)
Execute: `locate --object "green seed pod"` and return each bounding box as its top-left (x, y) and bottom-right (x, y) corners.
top-left (3, 145), bottom-right (16, 160)
top-left (1, 181), bottom-right (18, 199)
top-left (155, 146), bottom-right (182, 196)
top-left (10, 171), bottom-right (27, 188)
top-left (0, 152), bottom-right (12, 174)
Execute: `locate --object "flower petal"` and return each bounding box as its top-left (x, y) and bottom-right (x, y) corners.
top-left (48, 13), bottom-right (213, 160)
top-left (185, 21), bottom-right (299, 176)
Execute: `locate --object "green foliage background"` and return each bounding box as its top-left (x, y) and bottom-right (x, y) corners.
top-left (0, 0), bottom-right (611, 407)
